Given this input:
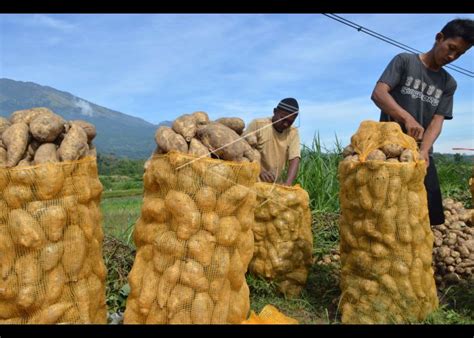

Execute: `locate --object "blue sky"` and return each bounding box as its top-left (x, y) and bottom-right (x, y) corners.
top-left (0, 14), bottom-right (472, 153)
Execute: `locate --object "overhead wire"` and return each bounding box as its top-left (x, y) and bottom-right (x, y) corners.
top-left (322, 13), bottom-right (474, 78)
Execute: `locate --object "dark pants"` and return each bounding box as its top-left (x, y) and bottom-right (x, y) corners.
top-left (424, 156), bottom-right (445, 225)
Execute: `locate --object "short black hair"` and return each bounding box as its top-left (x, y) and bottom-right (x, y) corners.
top-left (441, 18), bottom-right (474, 45)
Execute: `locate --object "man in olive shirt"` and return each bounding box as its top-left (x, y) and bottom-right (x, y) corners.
top-left (244, 98), bottom-right (301, 186)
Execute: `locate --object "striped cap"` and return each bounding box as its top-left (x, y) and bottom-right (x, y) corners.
top-left (277, 98), bottom-right (299, 113)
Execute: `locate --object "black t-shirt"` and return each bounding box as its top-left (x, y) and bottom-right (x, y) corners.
top-left (378, 53), bottom-right (457, 152)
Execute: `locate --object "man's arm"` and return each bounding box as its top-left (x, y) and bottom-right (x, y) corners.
top-left (283, 157), bottom-right (300, 186)
top-left (371, 82), bottom-right (425, 140)
top-left (419, 114), bottom-right (444, 167)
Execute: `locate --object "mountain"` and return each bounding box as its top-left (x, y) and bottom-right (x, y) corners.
top-left (0, 78), bottom-right (171, 159)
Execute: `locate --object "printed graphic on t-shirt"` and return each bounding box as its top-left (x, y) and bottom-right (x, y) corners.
top-left (401, 76), bottom-right (442, 107)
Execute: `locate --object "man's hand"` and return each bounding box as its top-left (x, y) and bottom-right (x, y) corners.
top-left (260, 170), bottom-right (276, 183)
top-left (405, 117), bottom-right (424, 141)
top-left (419, 149), bottom-right (430, 167)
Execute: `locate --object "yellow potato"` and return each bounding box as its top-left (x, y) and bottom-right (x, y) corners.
top-left (191, 292), bottom-right (214, 324)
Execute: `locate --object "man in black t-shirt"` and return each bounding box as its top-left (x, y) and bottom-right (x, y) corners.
top-left (371, 18), bottom-right (473, 225)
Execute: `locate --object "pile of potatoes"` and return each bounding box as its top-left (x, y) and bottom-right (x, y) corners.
top-left (124, 152), bottom-right (259, 324)
top-left (342, 143), bottom-right (418, 163)
top-left (338, 121), bottom-right (438, 324)
top-left (154, 111), bottom-right (260, 163)
top-left (0, 160), bottom-right (107, 323)
top-left (0, 107), bottom-right (97, 168)
top-left (249, 183), bottom-right (313, 298)
top-left (316, 248), bottom-right (341, 268)
top-left (432, 198), bottom-right (474, 288)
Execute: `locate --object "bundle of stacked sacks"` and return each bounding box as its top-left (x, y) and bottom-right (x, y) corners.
top-left (338, 120), bottom-right (438, 324)
top-left (0, 108), bottom-right (106, 324)
top-left (432, 198), bottom-right (474, 288)
top-left (124, 112), bottom-right (260, 324)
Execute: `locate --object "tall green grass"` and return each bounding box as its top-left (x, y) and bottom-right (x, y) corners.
top-left (295, 134), bottom-right (343, 213)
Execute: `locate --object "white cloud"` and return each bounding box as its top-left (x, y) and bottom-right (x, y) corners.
top-left (73, 98), bottom-right (94, 117)
top-left (33, 14), bottom-right (75, 31)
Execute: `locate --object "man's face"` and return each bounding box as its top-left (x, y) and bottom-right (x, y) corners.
top-left (272, 108), bottom-right (298, 133)
top-left (434, 34), bottom-right (471, 67)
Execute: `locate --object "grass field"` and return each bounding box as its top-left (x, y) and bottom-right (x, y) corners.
top-left (99, 140), bottom-right (474, 324)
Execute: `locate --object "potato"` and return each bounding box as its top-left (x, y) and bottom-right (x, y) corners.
top-left (381, 143), bottom-right (403, 158)
top-left (188, 138), bottom-right (210, 158)
top-left (215, 117), bottom-right (245, 135)
top-left (216, 185), bottom-right (249, 216)
top-left (34, 143), bottom-right (59, 164)
top-left (9, 209), bottom-right (46, 249)
top-left (39, 242), bottom-right (64, 271)
top-left (201, 162), bottom-right (234, 192)
top-left (188, 230), bottom-right (216, 267)
top-left (211, 279), bottom-right (231, 323)
top-left (0, 147), bottom-right (7, 167)
top-left (216, 216), bottom-right (241, 246)
top-left (157, 260), bottom-right (181, 308)
top-left (191, 292), bottom-right (214, 324)
top-left (400, 149), bottom-right (414, 162)
top-left (194, 186), bottom-right (217, 212)
top-left (0, 117), bottom-right (11, 135)
top-left (30, 302), bottom-right (73, 324)
top-left (2, 123), bottom-right (29, 167)
top-left (72, 278), bottom-right (91, 323)
top-left (34, 164), bottom-right (65, 200)
top-left (192, 111), bottom-right (210, 127)
top-left (141, 196), bottom-right (168, 223)
top-left (70, 120), bottom-right (96, 142)
top-left (155, 126), bottom-right (188, 154)
top-left (209, 246), bottom-right (230, 277)
top-left (58, 124), bottom-right (88, 161)
top-left (172, 114), bottom-right (197, 142)
top-left (137, 263), bottom-right (159, 316)
top-left (30, 112), bottom-right (65, 143)
top-left (167, 284), bottom-right (194, 320)
top-left (0, 230), bottom-right (15, 279)
top-left (237, 229), bottom-right (254, 268)
top-left (154, 230), bottom-right (186, 258)
top-left (228, 250), bottom-right (245, 290)
top-left (244, 133), bottom-right (257, 148)
top-left (45, 265), bottom-right (66, 304)
top-left (227, 283), bottom-right (250, 323)
top-left (180, 259), bottom-right (209, 292)
top-left (196, 122), bottom-right (252, 162)
top-left (165, 190), bottom-right (201, 240)
top-left (0, 272), bottom-right (18, 301)
top-left (366, 149), bottom-right (386, 161)
top-left (342, 144), bottom-right (355, 157)
top-left (62, 225), bottom-right (87, 281)
top-left (37, 204), bottom-right (67, 242)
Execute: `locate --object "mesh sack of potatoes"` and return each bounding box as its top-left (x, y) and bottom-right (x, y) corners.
top-left (338, 120), bottom-right (438, 324)
top-left (124, 148), bottom-right (260, 324)
top-left (432, 198), bottom-right (474, 288)
top-left (241, 305), bottom-right (298, 324)
top-left (248, 182), bottom-right (313, 298)
top-left (0, 157), bottom-right (106, 324)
